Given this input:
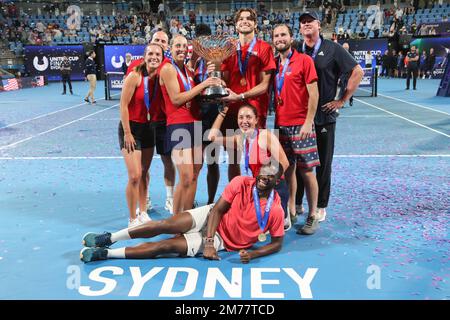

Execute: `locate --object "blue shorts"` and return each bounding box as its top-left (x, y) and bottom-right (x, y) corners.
top-left (165, 122), bottom-right (203, 152)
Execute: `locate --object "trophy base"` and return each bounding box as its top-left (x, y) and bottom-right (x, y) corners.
top-left (201, 86), bottom-right (229, 100)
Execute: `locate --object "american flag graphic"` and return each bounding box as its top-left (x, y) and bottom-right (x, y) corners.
top-left (2, 78), bottom-right (19, 91)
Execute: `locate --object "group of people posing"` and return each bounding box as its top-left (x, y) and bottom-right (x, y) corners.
top-left (80, 9), bottom-right (363, 264)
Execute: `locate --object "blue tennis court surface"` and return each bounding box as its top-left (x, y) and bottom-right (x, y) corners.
top-left (0, 78), bottom-right (449, 300)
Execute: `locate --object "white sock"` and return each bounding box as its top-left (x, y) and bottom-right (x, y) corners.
top-left (111, 228), bottom-right (131, 242)
top-left (166, 186), bottom-right (174, 199)
top-left (107, 247), bottom-right (126, 259)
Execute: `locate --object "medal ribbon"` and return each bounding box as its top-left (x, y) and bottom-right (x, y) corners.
top-left (253, 186), bottom-right (275, 233)
top-left (172, 61), bottom-right (192, 92)
top-left (143, 75), bottom-right (159, 115)
top-left (276, 50), bottom-right (293, 97)
top-left (302, 38), bottom-right (322, 60)
top-left (237, 37), bottom-right (257, 78)
top-left (244, 129), bottom-right (258, 175)
top-left (198, 58), bottom-right (208, 82)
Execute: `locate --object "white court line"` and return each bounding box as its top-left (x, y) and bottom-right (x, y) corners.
top-left (358, 89), bottom-right (450, 116)
top-left (1, 154), bottom-right (449, 160)
top-left (80, 118), bottom-right (120, 121)
top-left (0, 104), bottom-right (119, 150)
top-left (354, 98), bottom-right (450, 138)
top-left (0, 93), bottom-right (120, 130)
top-left (339, 115), bottom-right (394, 118)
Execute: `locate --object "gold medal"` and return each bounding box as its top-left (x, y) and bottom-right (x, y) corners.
top-left (240, 77), bottom-right (247, 86)
top-left (147, 113), bottom-right (151, 121)
top-left (277, 97), bottom-right (283, 106)
top-left (258, 233), bottom-right (267, 242)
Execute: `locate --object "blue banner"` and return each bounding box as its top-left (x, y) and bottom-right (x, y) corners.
top-left (104, 45), bottom-right (146, 73)
top-left (338, 39), bottom-right (388, 68)
top-left (107, 73), bottom-right (124, 91)
top-left (24, 45), bottom-right (85, 81)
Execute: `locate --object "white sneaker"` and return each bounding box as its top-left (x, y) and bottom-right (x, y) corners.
top-left (284, 209), bottom-right (292, 231)
top-left (317, 208), bottom-right (327, 222)
top-left (146, 196), bottom-right (153, 211)
top-left (138, 211), bottom-right (151, 223)
top-left (296, 204), bottom-right (305, 215)
top-left (165, 197), bottom-right (173, 214)
top-left (128, 217), bottom-right (141, 228)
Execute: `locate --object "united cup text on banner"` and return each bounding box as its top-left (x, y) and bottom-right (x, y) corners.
top-left (24, 45), bottom-right (85, 81)
top-left (104, 45), bottom-right (146, 73)
top-left (338, 39), bottom-right (388, 68)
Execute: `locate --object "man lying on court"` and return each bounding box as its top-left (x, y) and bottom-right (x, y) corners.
top-left (80, 163), bottom-right (285, 264)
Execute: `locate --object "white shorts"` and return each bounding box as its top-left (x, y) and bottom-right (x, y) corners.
top-left (183, 204), bottom-right (225, 257)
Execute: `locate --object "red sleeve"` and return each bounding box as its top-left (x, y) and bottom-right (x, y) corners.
top-left (260, 41), bottom-right (276, 73)
top-left (303, 54), bottom-right (318, 84)
top-left (221, 176), bottom-right (246, 204)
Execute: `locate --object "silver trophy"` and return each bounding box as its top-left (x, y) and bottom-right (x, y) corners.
top-left (191, 35), bottom-right (237, 99)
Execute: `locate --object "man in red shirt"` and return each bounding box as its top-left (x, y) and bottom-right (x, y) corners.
top-left (272, 24), bottom-right (321, 235)
top-left (221, 8), bottom-right (276, 180)
top-left (80, 162), bottom-right (284, 263)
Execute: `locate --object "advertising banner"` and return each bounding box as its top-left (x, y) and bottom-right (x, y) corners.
top-left (410, 37), bottom-right (450, 79)
top-left (104, 45), bottom-right (146, 73)
top-left (24, 45), bottom-right (85, 81)
top-left (339, 38), bottom-right (388, 68)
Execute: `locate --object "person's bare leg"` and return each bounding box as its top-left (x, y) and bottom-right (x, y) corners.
top-left (125, 236), bottom-right (188, 259)
top-left (122, 149), bottom-right (142, 221)
top-left (298, 167), bottom-right (318, 218)
top-left (128, 210), bottom-right (194, 238)
top-left (139, 147), bottom-right (154, 212)
top-left (285, 164), bottom-right (297, 217)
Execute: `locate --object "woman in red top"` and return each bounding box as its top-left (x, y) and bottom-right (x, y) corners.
top-left (119, 43), bottom-right (164, 227)
top-left (160, 35), bottom-right (222, 215)
top-left (208, 104), bottom-right (291, 229)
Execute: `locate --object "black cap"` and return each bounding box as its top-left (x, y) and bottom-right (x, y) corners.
top-left (299, 11), bottom-right (320, 22)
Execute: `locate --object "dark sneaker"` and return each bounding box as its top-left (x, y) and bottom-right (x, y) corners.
top-left (82, 232), bottom-right (114, 247)
top-left (70, 91), bottom-right (73, 95)
top-left (80, 247), bottom-right (108, 263)
top-left (62, 92), bottom-right (66, 95)
top-left (297, 216), bottom-right (319, 235)
top-left (84, 98), bottom-right (89, 103)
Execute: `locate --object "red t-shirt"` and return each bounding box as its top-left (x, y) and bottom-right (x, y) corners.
top-left (274, 50), bottom-right (318, 126)
top-left (218, 176), bottom-right (285, 251)
top-left (221, 38), bottom-right (276, 125)
top-left (161, 63), bottom-right (201, 125)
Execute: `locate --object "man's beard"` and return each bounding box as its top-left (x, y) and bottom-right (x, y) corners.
top-left (276, 43), bottom-right (291, 53)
